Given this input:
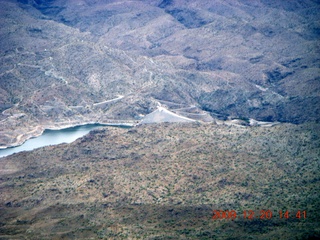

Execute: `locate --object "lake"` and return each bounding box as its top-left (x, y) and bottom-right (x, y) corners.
top-left (0, 124), bottom-right (129, 158)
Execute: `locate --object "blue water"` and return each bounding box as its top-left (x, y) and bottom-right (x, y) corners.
top-left (0, 124), bottom-right (123, 158)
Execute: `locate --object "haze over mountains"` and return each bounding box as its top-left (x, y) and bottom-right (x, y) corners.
top-left (0, 0), bottom-right (319, 147)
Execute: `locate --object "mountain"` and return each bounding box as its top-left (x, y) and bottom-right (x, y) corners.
top-left (1, 1), bottom-right (320, 238)
top-left (0, 0), bottom-right (319, 148)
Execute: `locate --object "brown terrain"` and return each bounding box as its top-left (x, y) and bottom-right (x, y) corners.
top-left (0, 0), bottom-right (320, 239)
top-left (1, 123), bottom-right (320, 239)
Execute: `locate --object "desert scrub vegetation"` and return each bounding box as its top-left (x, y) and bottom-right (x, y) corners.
top-left (0, 122), bottom-right (319, 239)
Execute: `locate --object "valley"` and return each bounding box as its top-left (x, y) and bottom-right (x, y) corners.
top-left (1, 0), bottom-right (319, 148)
top-left (0, 0), bottom-right (319, 239)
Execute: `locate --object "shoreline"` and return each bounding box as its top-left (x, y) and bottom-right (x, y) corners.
top-left (0, 121), bottom-right (137, 150)
top-left (0, 117), bottom-right (279, 150)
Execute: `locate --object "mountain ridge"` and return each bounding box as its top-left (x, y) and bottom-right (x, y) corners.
top-left (0, 0), bottom-right (319, 147)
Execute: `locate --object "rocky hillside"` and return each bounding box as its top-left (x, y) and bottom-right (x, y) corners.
top-left (1, 0), bottom-right (320, 147)
top-left (1, 122), bottom-right (320, 239)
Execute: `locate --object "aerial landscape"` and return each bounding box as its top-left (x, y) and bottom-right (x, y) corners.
top-left (0, 0), bottom-right (319, 239)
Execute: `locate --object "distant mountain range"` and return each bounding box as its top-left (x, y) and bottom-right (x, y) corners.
top-left (1, 0), bottom-right (319, 147)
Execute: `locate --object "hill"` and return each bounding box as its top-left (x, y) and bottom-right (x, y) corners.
top-left (0, 122), bottom-right (319, 239)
